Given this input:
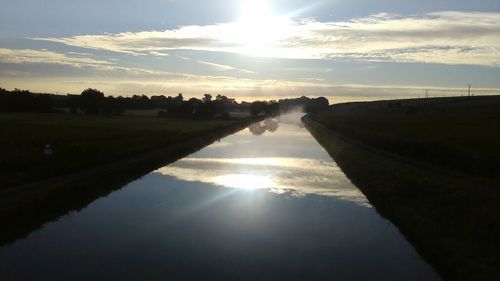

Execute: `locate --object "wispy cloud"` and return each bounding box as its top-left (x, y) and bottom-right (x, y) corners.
top-left (197, 60), bottom-right (237, 71)
top-left (176, 55), bottom-right (255, 74)
top-left (0, 48), bottom-right (336, 95)
top-left (0, 48), bottom-right (112, 68)
top-left (0, 48), bottom-right (181, 77)
top-left (33, 11), bottom-right (500, 66)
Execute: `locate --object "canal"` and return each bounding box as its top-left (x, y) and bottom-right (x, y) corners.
top-left (0, 114), bottom-right (440, 280)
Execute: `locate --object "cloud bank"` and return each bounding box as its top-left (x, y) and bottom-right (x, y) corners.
top-left (34, 11), bottom-right (500, 66)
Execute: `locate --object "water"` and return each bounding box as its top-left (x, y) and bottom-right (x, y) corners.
top-left (0, 114), bottom-right (440, 281)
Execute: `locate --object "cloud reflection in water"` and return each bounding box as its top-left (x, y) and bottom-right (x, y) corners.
top-left (156, 157), bottom-right (370, 207)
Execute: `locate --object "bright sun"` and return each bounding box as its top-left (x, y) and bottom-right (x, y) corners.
top-left (230, 0), bottom-right (292, 56)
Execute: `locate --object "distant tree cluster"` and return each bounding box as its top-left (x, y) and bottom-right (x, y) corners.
top-left (0, 87), bottom-right (329, 117)
top-left (73, 90), bottom-right (246, 119)
top-left (278, 96), bottom-right (329, 113)
top-left (0, 88), bottom-right (53, 112)
top-left (0, 88), bottom-right (251, 119)
top-left (157, 93), bottom-right (240, 119)
top-left (248, 100), bottom-right (279, 117)
top-left (248, 96), bottom-right (329, 116)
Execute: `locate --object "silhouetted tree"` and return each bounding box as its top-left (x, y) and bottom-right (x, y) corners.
top-left (80, 88), bottom-right (104, 114)
top-left (102, 96), bottom-right (124, 116)
top-left (174, 93), bottom-right (184, 105)
top-left (202, 94), bottom-right (212, 103)
top-left (265, 100), bottom-right (280, 115)
top-left (250, 101), bottom-right (267, 117)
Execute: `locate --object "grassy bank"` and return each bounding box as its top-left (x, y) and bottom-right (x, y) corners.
top-left (310, 96), bottom-right (500, 180)
top-left (0, 113), bottom-right (245, 189)
top-left (303, 96), bottom-right (500, 281)
top-left (0, 112), bottom-right (257, 245)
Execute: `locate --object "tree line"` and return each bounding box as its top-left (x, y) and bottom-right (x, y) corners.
top-left (0, 88), bottom-right (329, 118)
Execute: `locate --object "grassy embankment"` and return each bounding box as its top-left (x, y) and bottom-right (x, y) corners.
top-left (0, 112), bottom-right (255, 245)
top-left (0, 113), bottom-right (250, 188)
top-left (303, 95), bottom-right (500, 281)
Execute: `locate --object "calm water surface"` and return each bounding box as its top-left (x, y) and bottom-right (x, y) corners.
top-left (0, 114), bottom-right (440, 281)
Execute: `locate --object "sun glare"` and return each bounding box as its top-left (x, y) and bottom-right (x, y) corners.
top-left (230, 0), bottom-right (292, 56)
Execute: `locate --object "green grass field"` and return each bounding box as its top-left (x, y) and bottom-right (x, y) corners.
top-left (0, 113), bottom-right (240, 188)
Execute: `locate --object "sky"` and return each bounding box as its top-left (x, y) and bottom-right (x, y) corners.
top-left (1, 0), bottom-right (499, 102)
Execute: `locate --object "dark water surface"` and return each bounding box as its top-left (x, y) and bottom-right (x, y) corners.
top-left (0, 114), bottom-right (441, 281)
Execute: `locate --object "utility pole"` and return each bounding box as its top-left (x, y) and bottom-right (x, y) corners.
top-left (425, 89), bottom-right (429, 99)
top-left (468, 84), bottom-right (471, 97)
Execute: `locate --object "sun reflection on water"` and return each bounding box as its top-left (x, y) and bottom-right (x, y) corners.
top-left (157, 156), bottom-right (370, 207)
top-left (214, 174), bottom-right (274, 190)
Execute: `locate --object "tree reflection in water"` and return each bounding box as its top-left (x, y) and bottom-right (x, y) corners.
top-left (249, 118), bottom-right (279, 136)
